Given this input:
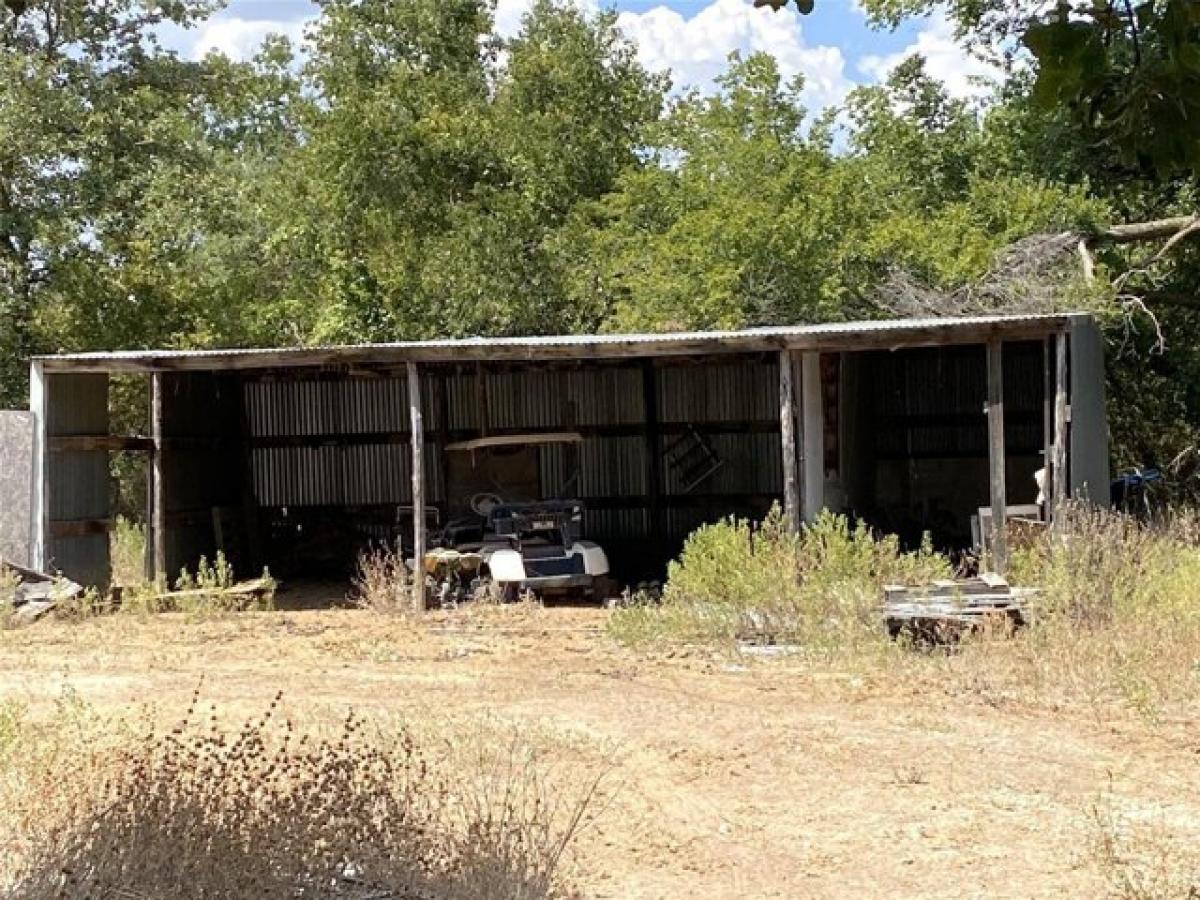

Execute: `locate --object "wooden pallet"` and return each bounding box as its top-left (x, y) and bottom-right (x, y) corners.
top-left (883, 576), bottom-right (1035, 642)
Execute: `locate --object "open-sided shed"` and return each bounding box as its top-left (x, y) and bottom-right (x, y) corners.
top-left (21, 313), bottom-right (1109, 594)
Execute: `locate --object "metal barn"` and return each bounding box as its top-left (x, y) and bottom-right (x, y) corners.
top-left (13, 313), bottom-right (1109, 595)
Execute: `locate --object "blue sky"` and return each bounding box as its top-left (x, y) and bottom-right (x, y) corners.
top-left (157, 0), bottom-right (998, 112)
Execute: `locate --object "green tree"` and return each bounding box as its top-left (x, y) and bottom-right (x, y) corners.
top-left (761, 0), bottom-right (1200, 179)
top-left (0, 0), bottom-right (222, 405)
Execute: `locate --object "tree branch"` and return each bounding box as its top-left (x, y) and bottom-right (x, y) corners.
top-left (1092, 215), bottom-right (1200, 244)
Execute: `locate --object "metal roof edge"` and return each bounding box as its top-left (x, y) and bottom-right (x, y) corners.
top-left (32, 312), bottom-right (1084, 373)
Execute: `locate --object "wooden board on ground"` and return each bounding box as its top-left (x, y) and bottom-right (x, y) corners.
top-left (883, 576), bottom-right (1036, 642)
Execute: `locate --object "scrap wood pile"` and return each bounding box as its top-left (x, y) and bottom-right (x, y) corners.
top-left (152, 575), bottom-right (276, 609)
top-left (883, 574), bottom-right (1036, 643)
top-left (0, 559), bottom-right (83, 626)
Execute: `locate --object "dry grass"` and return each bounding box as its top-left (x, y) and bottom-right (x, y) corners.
top-left (1089, 790), bottom-right (1200, 899)
top-left (1, 691), bottom-right (601, 900)
top-left (351, 541), bottom-right (414, 614)
top-left (0, 604), bottom-right (1196, 897)
top-left (0, 567), bottom-right (17, 630)
top-left (110, 516), bottom-right (147, 588)
top-left (611, 503), bottom-right (1200, 722)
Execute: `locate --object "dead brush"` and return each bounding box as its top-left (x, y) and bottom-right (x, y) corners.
top-left (6, 691), bottom-right (596, 900)
top-left (351, 541), bottom-right (414, 614)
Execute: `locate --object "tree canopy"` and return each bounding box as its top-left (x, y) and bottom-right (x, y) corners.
top-left (3, 0), bottom-right (1200, 479)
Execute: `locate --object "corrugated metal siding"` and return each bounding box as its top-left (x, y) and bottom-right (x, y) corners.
top-left (239, 359), bottom-right (783, 566)
top-left (873, 344), bottom-right (1043, 459)
top-left (445, 366), bottom-right (644, 431)
top-left (44, 373), bottom-right (110, 586)
top-left (658, 360), bottom-right (776, 423)
top-left (244, 377), bottom-right (443, 508)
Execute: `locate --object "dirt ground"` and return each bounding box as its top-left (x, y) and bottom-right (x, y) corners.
top-left (2, 599), bottom-right (1198, 899)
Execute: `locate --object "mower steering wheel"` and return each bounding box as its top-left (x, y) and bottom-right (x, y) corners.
top-left (470, 492), bottom-right (503, 518)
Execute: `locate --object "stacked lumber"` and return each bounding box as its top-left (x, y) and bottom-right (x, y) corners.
top-left (0, 559), bottom-right (83, 625)
top-left (883, 574), bottom-right (1035, 642)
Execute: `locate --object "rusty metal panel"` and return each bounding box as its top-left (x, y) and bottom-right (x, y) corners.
top-left (0, 411), bottom-right (34, 566)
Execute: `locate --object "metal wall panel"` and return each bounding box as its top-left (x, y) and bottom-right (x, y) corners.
top-left (244, 376), bottom-right (433, 437)
top-left (237, 359), bottom-right (784, 573)
top-left (444, 365), bottom-right (646, 432)
top-left (870, 343), bottom-right (1044, 459)
top-left (0, 411), bottom-right (34, 566)
top-left (244, 376), bottom-right (443, 509)
top-left (658, 359), bottom-right (777, 423)
top-left (43, 373), bottom-right (110, 585)
top-left (1069, 317), bottom-right (1111, 503)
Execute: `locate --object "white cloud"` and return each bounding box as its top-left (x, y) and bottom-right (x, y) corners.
top-left (857, 13), bottom-right (1000, 99)
top-left (189, 16), bottom-right (312, 61)
top-left (615, 0), bottom-right (852, 112)
top-left (494, 0), bottom-right (599, 39)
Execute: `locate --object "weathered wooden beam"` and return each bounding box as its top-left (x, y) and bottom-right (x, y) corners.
top-left (49, 519), bottom-right (114, 538)
top-left (49, 435), bottom-right (155, 453)
top-left (407, 362), bottom-right (426, 613)
top-left (779, 350), bottom-right (800, 530)
top-left (801, 351), bottom-right (824, 522)
top-left (985, 340), bottom-right (1008, 573)
top-left (1051, 330), bottom-right (1069, 521)
top-left (247, 420), bottom-right (785, 449)
top-left (436, 369), bottom-right (450, 512)
top-left (151, 372), bottom-right (166, 585)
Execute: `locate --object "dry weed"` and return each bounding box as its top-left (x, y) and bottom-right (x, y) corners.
top-left (110, 517), bottom-right (148, 588)
top-left (351, 541), bottom-right (414, 614)
top-left (3, 692), bottom-right (599, 900)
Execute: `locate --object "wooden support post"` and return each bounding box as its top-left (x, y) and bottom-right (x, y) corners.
top-left (1051, 330), bottom-right (1069, 521)
top-left (985, 340), bottom-right (1008, 573)
top-left (779, 350), bottom-right (800, 530)
top-left (151, 372), bottom-right (167, 585)
top-left (407, 362), bottom-right (426, 612)
top-left (801, 351), bottom-right (824, 522)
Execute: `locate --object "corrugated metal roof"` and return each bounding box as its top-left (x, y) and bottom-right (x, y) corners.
top-left (34, 313), bottom-right (1082, 372)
